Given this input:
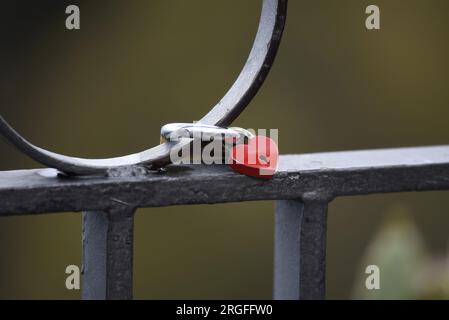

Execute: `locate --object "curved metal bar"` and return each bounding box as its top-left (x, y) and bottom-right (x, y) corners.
top-left (0, 0), bottom-right (287, 175)
top-left (0, 117), bottom-right (175, 175)
top-left (202, 0), bottom-right (288, 127)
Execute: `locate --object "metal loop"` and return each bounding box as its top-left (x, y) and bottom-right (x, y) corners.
top-left (0, 0), bottom-right (287, 175)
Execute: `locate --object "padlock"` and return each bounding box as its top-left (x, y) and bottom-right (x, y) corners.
top-left (229, 135), bottom-right (279, 179)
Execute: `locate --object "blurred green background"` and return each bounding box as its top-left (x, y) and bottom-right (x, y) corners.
top-left (0, 0), bottom-right (448, 299)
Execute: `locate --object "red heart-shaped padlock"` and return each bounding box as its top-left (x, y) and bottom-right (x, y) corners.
top-left (229, 136), bottom-right (279, 179)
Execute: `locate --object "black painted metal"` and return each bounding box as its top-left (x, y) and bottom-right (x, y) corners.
top-left (1, 145), bottom-right (448, 216)
top-left (202, 0), bottom-right (288, 127)
top-left (0, 0), bottom-right (448, 300)
top-left (0, 146), bottom-right (449, 299)
top-left (274, 199), bottom-right (328, 300)
top-left (82, 208), bottom-right (135, 300)
top-left (0, 0), bottom-right (288, 176)
top-left (0, 0), bottom-right (288, 299)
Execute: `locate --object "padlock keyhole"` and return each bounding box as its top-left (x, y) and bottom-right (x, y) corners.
top-left (259, 154), bottom-right (269, 164)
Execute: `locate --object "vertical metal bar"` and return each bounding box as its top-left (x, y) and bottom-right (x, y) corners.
top-left (274, 198), bottom-right (329, 300)
top-left (82, 206), bottom-right (135, 300)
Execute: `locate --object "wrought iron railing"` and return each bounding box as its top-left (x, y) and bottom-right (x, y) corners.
top-left (1, 146), bottom-right (449, 299)
top-left (1, 0), bottom-right (448, 300)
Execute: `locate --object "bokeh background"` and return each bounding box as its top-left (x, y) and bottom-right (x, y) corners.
top-left (0, 0), bottom-right (448, 299)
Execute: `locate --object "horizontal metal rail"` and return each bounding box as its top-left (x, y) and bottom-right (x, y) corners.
top-left (1, 145), bottom-right (448, 215)
top-left (1, 145), bottom-right (449, 299)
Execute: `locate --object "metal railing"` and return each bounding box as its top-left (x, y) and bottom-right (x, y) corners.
top-left (1, 145), bottom-right (449, 299)
top-left (1, 0), bottom-right (448, 300)
top-left (0, 0), bottom-right (289, 299)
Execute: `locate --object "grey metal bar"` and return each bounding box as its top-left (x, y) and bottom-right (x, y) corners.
top-left (274, 198), bottom-right (328, 300)
top-left (82, 208), bottom-right (135, 300)
top-left (1, 145), bottom-right (448, 216)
